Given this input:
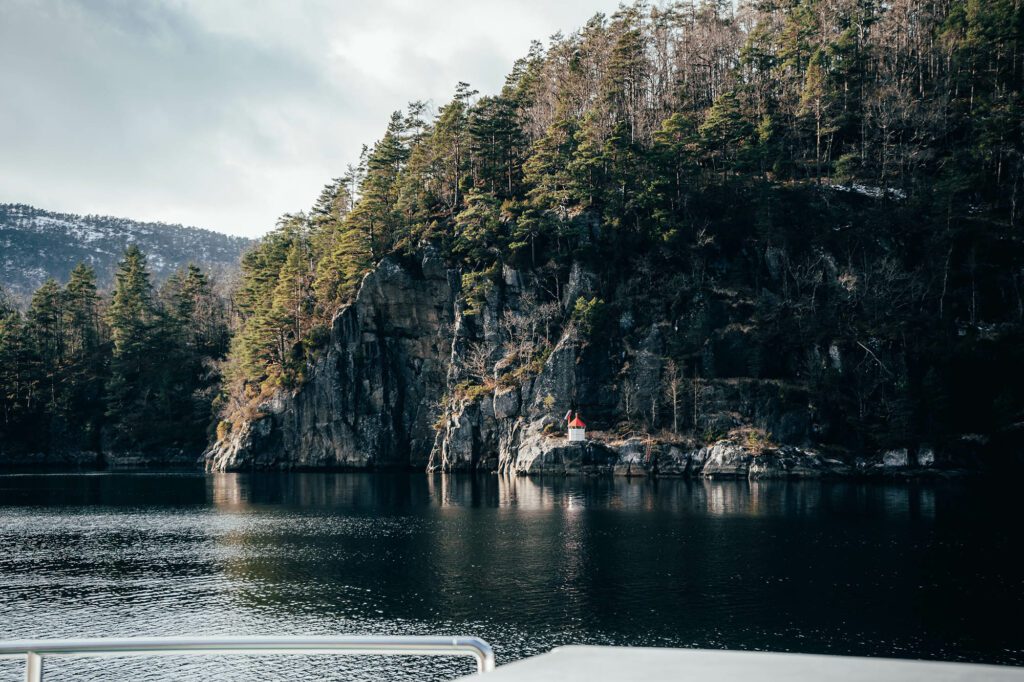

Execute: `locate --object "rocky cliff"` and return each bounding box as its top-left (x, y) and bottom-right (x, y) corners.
top-left (205, 246), bottom-right (963, 477)
top-left (207, 248), bottom-right (458, 471)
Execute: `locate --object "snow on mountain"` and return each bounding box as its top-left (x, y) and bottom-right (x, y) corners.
top-left (0, 203), bottom-right (254, 301)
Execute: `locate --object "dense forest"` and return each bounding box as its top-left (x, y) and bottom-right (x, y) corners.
top-left (4, 0), bottom-right (1024, 465)
top-left (0, 249), bottom-right (229, 459)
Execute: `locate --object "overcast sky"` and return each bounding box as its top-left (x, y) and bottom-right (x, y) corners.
top-left (0, 0), bottom-right (623, 238)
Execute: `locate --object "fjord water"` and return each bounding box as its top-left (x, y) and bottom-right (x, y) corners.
top-left (0, 473), bottom-right (1020, 681)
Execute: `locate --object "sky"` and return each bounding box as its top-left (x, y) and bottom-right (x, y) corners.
top-left (0, 0), bottom-right (624, 238)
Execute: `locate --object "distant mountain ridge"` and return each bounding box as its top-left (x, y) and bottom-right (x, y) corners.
top-left (0, 203), bottom-right (253, 300)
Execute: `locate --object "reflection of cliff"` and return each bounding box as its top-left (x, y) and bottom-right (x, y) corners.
top-left (206, 473), bottom-right (938, 634)
top-left (211, 472), bottom-right (435, 509)
top-left (208, 473), bottom-right (438, 620)
top-left (507, 475), bottom-right (941, 520)
top-left (211, 472), bottom-right (941, 519)
top-left (209, 473), bottom-right (247, 509)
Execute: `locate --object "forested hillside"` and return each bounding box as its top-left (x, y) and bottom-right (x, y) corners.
top-left (206, 0), bottom-right (1023, 473)
top-left (0, 249), bottom-right (230, 461)
top-left (0, 203), bottom-right (252, 302)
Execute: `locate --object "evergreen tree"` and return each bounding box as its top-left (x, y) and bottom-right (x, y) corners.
top-left (104, 245), bottom-right (157, 448)
top-left (61, 264), bottom-right (106, 448)
top-left (156, 263), bottom-right (228, 447)
top-left (314, 217), bottom-right (373, 315)
top-left (700, 90), bottom-right (755, 175)
top-left (26, 278), bottom-right (65, 416)
top-left (0, 288), bottom-right (37, 444)
top-left (355, 111), bottom-right (411, 254)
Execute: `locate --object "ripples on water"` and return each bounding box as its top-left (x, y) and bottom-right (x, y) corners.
top-left (0, 472), bottom-right (1021, 680)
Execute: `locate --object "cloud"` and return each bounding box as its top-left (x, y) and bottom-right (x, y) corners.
top-left (0, 0), bottom-right (622, 237)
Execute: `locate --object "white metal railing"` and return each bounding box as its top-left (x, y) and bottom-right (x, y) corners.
top-left (0, 635), bottom-right (496, 681)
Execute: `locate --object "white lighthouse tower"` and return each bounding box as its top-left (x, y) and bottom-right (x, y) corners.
top-left (566, 412), bottom-right (586, 442)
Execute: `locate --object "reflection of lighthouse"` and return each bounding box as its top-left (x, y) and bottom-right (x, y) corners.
top-left (565, 410), bottom-right (586, 442)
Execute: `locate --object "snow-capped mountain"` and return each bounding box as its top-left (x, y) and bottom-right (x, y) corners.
top-left (0, 203), bottom-right (253, 301)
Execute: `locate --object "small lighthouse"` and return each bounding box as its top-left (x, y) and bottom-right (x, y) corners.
top-left (565, 410), bottom-right (586, 442)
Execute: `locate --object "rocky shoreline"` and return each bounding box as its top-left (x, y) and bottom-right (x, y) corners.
top-left (487, 435), bottom-right (962, 479)
top-left (0, 442), bottom-right (977, 479)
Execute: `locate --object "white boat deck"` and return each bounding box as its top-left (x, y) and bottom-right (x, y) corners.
top-left (456, 646), bottom-right (1024, 681)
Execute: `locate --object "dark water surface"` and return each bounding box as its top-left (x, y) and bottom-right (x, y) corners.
top-left (0, 472), bottom-right (1021, 680)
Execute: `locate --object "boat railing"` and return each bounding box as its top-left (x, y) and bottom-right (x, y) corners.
top-left (0, 635), bottom-right (496, 681)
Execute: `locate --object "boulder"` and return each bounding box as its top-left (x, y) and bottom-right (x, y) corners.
top-left (698, 440), bottom-right (752, 478)
top-left (653, 445), bottom-right (692, 476)
top-left (882, 448), bottom-right (909, 467)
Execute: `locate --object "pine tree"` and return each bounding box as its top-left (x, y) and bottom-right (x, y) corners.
top-left (311, 176), bottom-right (366, 316)
top-left (798, 48), bottom-right (840, 182)
top-left (26, 278), bottom-right (65, 416)
top-left (105, 245), bottom-right (157, 448)
top-left (0, 288), bottom-right (38, 443)
top-left (355, 111), bottom-right (411, 254)
top-left (314, 218), bottom-right (373, 315)
top-left (699, 90), bottom-right (755, 176)
top-left (453, 191), bottom-right (504, 265)
top-left (61, 264), bottom-right (105, 448)
top-left (230, 215), bottom-right (308, 387)
top-left (268, 239), bottom-right (314, 385)
top-left (156, 263), bottom-right (228, 447)
top-left (651, 112), bottom-right (699, 220)
top-left (523, 116), bottom-right (579, 221)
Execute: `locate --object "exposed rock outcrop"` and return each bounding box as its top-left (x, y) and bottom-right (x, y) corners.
top-left (490, 434), bottom-right (852, 479)
top-left (206, 249), bottom-right (459, 471)
top-left (205, 252), bottom-right (971, 477)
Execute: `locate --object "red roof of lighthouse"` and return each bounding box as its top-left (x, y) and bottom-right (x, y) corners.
top-left (568, 416), bottom-right (586, 428)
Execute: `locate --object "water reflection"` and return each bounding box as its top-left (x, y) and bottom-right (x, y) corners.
top-left (0, 470), bottom-right (1016, 681)
top-left (202, 474), bottom-right (965, 646)
top-left (207, 472), bottom-right (940, 521)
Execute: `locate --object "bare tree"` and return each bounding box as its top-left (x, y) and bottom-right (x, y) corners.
top-left (619, 361), bottom-right (636, 421)
top-left (463, 342), bottom-right (492, 384)
top-left (500, 310), bottom-right (535, 362)
top-left (692, 366), bottom-right (702, 430)
top-left (662, 359), bottom-right (683, 434)
top-left (500, 291), bottom-right (561, 364)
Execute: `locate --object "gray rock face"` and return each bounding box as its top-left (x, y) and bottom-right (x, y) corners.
top-left (493, 433), bottom-right (849, 480)
top-left (652, 445), bottom-right (693, 476)
top-left (203, 253), bottom-right (941, 478)
top-left (206, 250), bottom-right (458, 471)
top-left (747, 445), bottom-right (852, 478)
